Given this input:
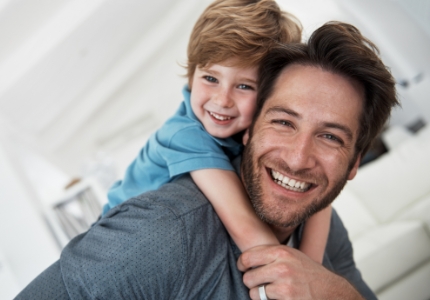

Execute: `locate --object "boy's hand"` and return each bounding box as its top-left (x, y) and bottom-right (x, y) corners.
top-left (237, 245), bottom-right (364, 300)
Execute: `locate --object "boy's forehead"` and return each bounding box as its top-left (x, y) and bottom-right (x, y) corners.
top-left (200, 57), bottom-right (258, 70)
top-left (197, 60), bottom-right (258, 82)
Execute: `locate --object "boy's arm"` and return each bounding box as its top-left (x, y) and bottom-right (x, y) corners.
top-left (191, 168), bottom-right (279, 251)
top-left (299, 205), bottom-right (332, 263)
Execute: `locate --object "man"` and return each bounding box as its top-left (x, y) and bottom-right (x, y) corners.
top-left (16, 22), bottom-right (397, 300)
top-left (237, 22), bottom-right (397, 299)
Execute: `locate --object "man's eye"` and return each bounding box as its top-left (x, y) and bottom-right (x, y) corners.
top-left (204, 76), bottom-right (218, 83)
top-left (238, 84), bottom-right (254, 90)
top-left (273, 120), bottom-right (293, 127)
top-left (322, 134), bottom-right (343, 144)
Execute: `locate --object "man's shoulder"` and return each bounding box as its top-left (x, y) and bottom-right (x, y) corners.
top-left (101, 174), bottom-right (227, 245)
top-left (59, 175), bottom-right (244, 299)
top-left (125, 173), bottom-right (212, 218)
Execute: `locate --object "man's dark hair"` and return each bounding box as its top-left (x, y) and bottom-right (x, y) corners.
top-left (254, 22), bottom-right (399, 157)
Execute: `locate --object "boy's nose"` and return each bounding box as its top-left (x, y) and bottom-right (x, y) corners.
top-left (213, 89), bottom-right (234, 108)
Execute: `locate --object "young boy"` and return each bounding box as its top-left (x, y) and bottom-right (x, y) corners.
top-left (103, 0), bottom-right (331, 263)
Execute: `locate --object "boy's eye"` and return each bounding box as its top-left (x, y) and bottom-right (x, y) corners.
top-left (238, 84), bottom-right (254, 90)
top-left (204, 76), bottom-right (218, 83)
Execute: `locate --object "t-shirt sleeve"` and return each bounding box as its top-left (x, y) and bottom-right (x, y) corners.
top-left (157, 124), bottom-right (236, 177)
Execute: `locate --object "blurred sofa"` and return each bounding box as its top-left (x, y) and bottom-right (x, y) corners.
top-left (333, 125), bottom-right (430, 300)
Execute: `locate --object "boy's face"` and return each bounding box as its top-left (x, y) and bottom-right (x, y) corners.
top-left (190, 60), bottom-right (258, 139)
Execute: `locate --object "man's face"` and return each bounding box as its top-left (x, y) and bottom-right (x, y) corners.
top-left (242, 64), bottom-right (363, 229)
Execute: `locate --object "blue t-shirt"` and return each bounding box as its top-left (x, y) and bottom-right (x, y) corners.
top-left (103, 86), bottom-right (243, 214)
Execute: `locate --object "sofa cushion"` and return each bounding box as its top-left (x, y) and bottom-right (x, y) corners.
top-left (377, 260), bottom-right (430, 300)
top-left (353, 221), bottom-right (430, 292)
top-left (347, 129), bottom-right (430, 222)
top-left (396, 193), bottom-right (430, 229)
top-left (332, 188), bottom-right (378, 240)
top-left (382, 125), bottom-right (413, 150)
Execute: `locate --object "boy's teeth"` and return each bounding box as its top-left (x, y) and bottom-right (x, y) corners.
top-left (270, 170), bottom-right (311, 192)
top-left (209, 111), bottom-right (232, 121)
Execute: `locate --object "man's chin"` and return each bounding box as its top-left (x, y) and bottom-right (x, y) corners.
top-left (254, 198), bottom-right (316, 228)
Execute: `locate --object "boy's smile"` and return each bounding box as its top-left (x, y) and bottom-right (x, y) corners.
top-left (190, 60), bottom-right (258, 139)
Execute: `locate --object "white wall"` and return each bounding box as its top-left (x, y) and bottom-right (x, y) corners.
top-left (0, 135), bottom-right (60, 292)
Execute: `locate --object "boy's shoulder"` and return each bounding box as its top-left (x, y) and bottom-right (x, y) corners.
top-left (157, 106), bottom-right (212, 148)
top-left (161, 100), bottom-right (205, 135)
top-left (162, 85), bottom-right (197, 125)
top-left (156, 86), bottom-right (208, 143)
top-left (156, 99), bottom-right (239, 150)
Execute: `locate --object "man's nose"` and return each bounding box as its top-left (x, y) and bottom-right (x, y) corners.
top-left (282, 134), bottom-right (316, 172)
top-left (213, 88), bottom-right (234, 108)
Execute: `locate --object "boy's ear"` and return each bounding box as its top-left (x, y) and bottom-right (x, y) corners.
top-left (242, 129), bottom-right (250, 145)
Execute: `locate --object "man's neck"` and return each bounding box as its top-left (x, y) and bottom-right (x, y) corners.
top-left (270, 225), bottom-right (298, 244)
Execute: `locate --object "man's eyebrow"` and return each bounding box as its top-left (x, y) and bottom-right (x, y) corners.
top-left (323, 122), bottom-right (354, 141)
top-left (266, 106), bottom-right (355, 140)
top-left (265, 106), bottom-right (301, 118)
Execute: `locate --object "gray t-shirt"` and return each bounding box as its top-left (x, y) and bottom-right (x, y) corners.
top-left (16, 173), bottom-right (376, 299)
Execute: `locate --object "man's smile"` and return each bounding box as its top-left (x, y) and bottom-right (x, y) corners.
top-left (270, 169), bottom-right (312, 192)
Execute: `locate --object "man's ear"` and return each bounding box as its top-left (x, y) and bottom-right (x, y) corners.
top-left (347, 154), bottom-right (361, 180)
top-left (242, 129), bottom-right (250, 145)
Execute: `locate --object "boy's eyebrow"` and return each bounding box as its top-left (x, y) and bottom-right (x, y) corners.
top-left (266, 106), bottom-right (354, 140)
top-left (241, 77), bottom-right (257, 84)
top-left (202, 68), bottom-right (220, 75)
top-left (201, 68), bottom-right (257, 84)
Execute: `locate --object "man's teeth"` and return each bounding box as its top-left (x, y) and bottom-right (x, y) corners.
top-left (270, 170), bottom-right (311, 192)
top-left (209, 111), bottom-right (232, 121)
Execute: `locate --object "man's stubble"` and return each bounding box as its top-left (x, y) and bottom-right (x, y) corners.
top-left (241, 139), bottom-right (351, 229)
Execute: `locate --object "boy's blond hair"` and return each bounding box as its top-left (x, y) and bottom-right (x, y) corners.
top-left (186, 0), bottom-right (302, 87)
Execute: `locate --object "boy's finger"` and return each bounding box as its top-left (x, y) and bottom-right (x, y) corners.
top-left (237, 244), bottom-right (294, 271)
